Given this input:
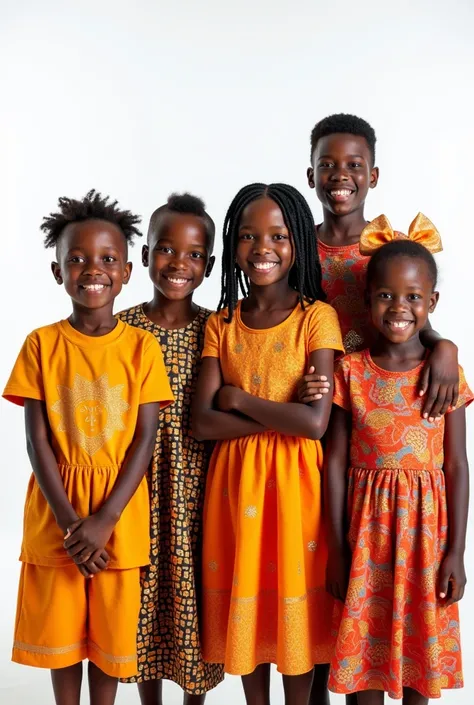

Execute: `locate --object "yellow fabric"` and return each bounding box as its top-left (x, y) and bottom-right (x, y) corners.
top-left (359, 213), bottom-right (442, 255)
top-left (3, 319), bottom-right (173, 568)
top-left (201, 301), bottom-right (343, 675)
top-left (13, 563), bottom-right (141, 679)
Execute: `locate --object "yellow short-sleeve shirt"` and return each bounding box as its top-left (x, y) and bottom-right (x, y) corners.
top-left (3, 319), bottom-right (174, 568)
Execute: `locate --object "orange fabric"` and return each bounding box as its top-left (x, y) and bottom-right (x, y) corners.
top-left (359, 213), bottom-right (442, 256)
top-left (318, 239), bottom-right (371, 354)
top-left (329, 350), bottom-right (473, 699)
top-left (3, 319), bottom-right (174, 568)
top-left (13, 563), bottom-right (140, 678)
top-left (202, 301), bottom-right (343, 675)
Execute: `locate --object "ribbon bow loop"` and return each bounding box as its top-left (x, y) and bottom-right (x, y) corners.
top-left (359, 213), bottom-right (442, 256)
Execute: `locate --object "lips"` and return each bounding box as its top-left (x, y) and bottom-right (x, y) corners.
top-left (163, 274), bottom-right (191, 286)
top-left (385, 320), bottom-right (414, 330)
top-left (250, 262), bottom-right (278, 271)
top-left (79, 283), bottom-right (108, 291)
top-left (327, 188), bottom-right (354, 202)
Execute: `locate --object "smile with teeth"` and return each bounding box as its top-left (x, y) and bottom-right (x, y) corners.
top-left (166, 276), bottom-right (190, 284)
top-left (252, 262), bottom-right (278, 270)
top-left (386, 320), bottom-right (413, 330)
top-left (329, 189), bottom-right (353, 197)
top-left (80, 284), bottom-right (107, 291)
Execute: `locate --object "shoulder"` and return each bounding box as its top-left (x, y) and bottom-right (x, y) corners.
top-left (121, 321), bottom-right (159, 351)
top-left (115, 303), bottom-right (145, 326)
top-left (24, 321), bottom-right (64, 348)
top-left (335, 350), bottom-right (366, 374)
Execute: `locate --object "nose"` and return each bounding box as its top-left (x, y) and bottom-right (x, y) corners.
top-left (252, 235), bottom-right (273, 255)
top-left (83, 259), bottom-right (104, 275)
top-left (168, 252), bottom-right (187, 270)
top-left (329, 166), bottom-right (349, 182)
top-left (389, 296), bottom-right (408, 311)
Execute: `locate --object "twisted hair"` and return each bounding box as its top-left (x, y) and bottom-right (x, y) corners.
top-left (148, 192), bottom-right (215, 247)
top-left (218, 183), bottom-right (325, 322)
top-left (41, 189), bottom-right (142, 249)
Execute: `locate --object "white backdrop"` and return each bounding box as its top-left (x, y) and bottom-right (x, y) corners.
top-left (1, 1), bottom-right (474, 703)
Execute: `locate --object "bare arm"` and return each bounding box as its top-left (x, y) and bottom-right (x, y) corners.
top-left (221, 349), bottom-right (335, 440)
top-left (64, 403), bottom-right (159, 561)
top-left (419, 320), bottom-right (459, 418)
top-left (438, 406), bottom-right (469, 605)
top-left (192, 356), bottom-right (267, 441)
top-left (24, 399), bottom-right (79, 533)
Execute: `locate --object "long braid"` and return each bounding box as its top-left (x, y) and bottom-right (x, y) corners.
top-left (218, 183), bottom-right (325, 322)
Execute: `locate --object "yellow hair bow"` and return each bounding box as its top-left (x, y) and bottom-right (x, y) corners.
top-left (359, 213), bottom-right (443, 256)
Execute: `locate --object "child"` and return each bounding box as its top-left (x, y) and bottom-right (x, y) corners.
top-left (304, 113), bottom-right (459, 424)
top-left (3, 190), bottom-right (173, 705)
top-left (192, 183), bottom-right (344, 705)
top-left (325, 215), bottom-right (472, 704)
top-left (117, 193), bottom-right (224, 704)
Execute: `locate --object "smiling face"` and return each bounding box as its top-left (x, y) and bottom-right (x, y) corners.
top-left (51, 219), bottom-right (131, 310)
top-left (368, 255), bottom-right (438, 344)
top-left (235, 197), bottom-right (294, 287)
top-left (143, 212), bottom-right (214, 301)
top-left (308, 133), bottom-right (378, 216)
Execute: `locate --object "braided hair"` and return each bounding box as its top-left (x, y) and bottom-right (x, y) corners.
top-left (41, 189), bottom-right (142, 249)
top-left (218, 183), bottom-right (325, 322)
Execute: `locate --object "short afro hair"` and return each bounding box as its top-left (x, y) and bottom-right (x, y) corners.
top-left (367, 239), bottom-right (438, 289)
top-left (41, 189), bottom-right (142, 249)
top-left (310, 113), bottom-right (376, 165)
top-left (147, 192), bottom-right (215, 249)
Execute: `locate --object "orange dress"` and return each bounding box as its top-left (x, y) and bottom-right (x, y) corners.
top-left (3, 319), bottom-right (173, 677)
top-left (328, 350), bottom-right (473, 699)
top-left (201, 300), bottom-right (344, 676)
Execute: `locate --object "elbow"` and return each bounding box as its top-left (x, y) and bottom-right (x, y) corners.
top-left (191, 412), bottom-right (211, 442)
top-left (307, 419), bottom-right (329, 441)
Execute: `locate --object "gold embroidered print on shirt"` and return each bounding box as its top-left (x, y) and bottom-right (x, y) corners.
top-left (51, 373), bottom-right (130, 455)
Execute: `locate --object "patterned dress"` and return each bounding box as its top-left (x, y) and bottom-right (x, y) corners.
top-left (202, 300), bottom-right (344, 676)
top-left (328, 350), bottom-right (473, 699)
top-left (318, 239), bottom-right (371, 354)
top-left (117, 305), bottom-right (224, 694)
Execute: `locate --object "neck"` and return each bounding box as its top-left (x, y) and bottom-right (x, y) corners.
top-left (145, 289), bottom-right (198, 328)
top-left (245, 279), bottom-right (297, 312)
top-left (318, 207), bottom-right (368, 245)
top-left (69, 303), bottom-right (117, 336)
top-left (371, 332), bottom-right (426, 363)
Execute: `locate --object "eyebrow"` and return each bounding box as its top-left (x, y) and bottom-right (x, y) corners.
top-left (318, 154), bottom-right (366, 160)
top-left (156, 237), bottom-right (207, 249)
top-left (238, 225), bottom-right (288, 230)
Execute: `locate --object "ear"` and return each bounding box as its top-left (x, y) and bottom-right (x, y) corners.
top-left (205, 255), bottom-right (216, 278)
top-left (429, 290), bottom-right (439, 313)
top-left (123, 261), bottom-right (133, 285)
top-left (142, 244), bottom-right (149, 267)
top-left (51, 262), bottom-right (63, 285)
top-left (307, 166), bottom-right (315, 189)
top-left (370, 166), bottom-right (379, 189)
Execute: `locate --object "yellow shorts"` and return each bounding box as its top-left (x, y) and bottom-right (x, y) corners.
top-left (13, 563), bottom-right (140, 679)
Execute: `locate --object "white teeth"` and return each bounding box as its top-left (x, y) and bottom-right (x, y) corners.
top-left (330, 189), bottom-right (352, 196)
top-left (82, 284), bottom-right (105, 290)
top-left (168, 278), bottom-right (188, 284)
top-left (253, 262), bottom-right (277, 270)
top-left (388, 321), bottom-right (411, 329)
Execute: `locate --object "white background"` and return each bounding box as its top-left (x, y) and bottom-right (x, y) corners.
top-left (1, 0), bottom-right (474, 702)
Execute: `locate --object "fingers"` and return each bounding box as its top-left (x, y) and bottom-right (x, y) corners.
top-left (76, 563), bottom-right (93, 579)
top-left (422, 384), bottom-right (439, 420)
top-left (439, 566), bottom-right (451, 600)
top-left (418, 365), bottom-right (430, 398)
top-left (452, 383), bottom-right (459, 410)
top-left (425, 386), bottom-right (449, 421)
top-left (64, 518), bottom-right (83, 540)
top-left (437, 387), bottom-right (453, 418)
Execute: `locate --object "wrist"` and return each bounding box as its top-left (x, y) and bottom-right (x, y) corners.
top-left (97, 504), bottom-right (121, 525)
top-left (56, 510), bottom-right (80, 533)
top-left (447, 544), bottom-right (465, 556)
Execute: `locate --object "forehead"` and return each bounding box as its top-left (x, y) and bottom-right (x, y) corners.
top-left (151, 212), bottom-right (209, 247)
top-left (372, 255), bottom-right (433, 287)
top-left (313, 133), bottom-right (371, 161)
top-left (59, 219), bottom-right (126, 253)
top-left (239, 197), bottom-right (286, 228)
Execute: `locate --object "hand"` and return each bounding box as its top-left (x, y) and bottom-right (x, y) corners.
top-left (75, 548), bottom-right (111, 579)
top-left (297, 366), bottom-right (331, 404)
top-left (326, 546), bottom-right (351, 602)
top-left (419, 340), bottom-right (459, 421)
top-left (217, 385), bottom-right (242, 412)
top-left (64, 513), bottom-right (115, 565)
top-left (439, 551), bottom-right (466, 606)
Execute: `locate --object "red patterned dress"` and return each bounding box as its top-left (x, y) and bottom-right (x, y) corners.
top-left (328, 350), bottom-right (473, 699)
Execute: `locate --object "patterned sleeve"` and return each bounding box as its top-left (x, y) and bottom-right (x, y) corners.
top-left (3, 334), bottom-right (44, 407)
top-left (307, 302), bottom-right (344, 354)
top-left (448, 365), bottom-right (474, 412)
top-left (202, 312), bottom-right (221, 358)
top-left (332, 357), bottom-right (351, 411)
top-left (139, 336), bottom-right (174, 409)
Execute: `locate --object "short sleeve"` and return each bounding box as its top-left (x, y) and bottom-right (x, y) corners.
top-left (202, 312), bottom-right (221, 359)
top-left (139, 337), bottom-right (174, 409)
top-left (3, 335), bottom-right (44, 407)
top-left (448, 365), bottom-right (474, 412)
top-left (333, 357), bottom-right (351, 411)
top-left (307, 302), bottom-right (344, 354)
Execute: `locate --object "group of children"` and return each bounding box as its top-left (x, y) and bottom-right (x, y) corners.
top-left (3, 114), bottom-right (471, 705)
